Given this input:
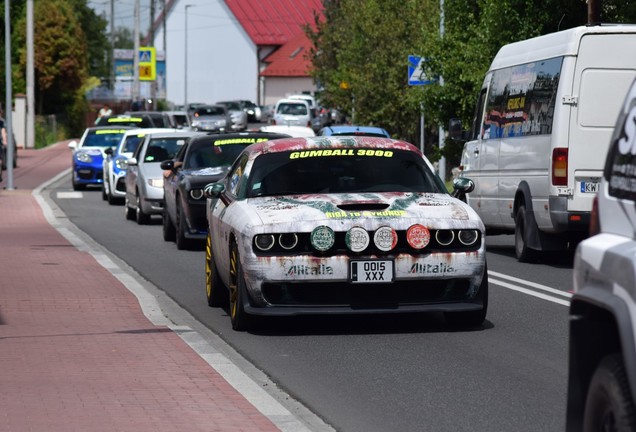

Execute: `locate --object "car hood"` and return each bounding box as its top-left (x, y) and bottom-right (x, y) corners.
top-left (182, 167), bottom-right (229, 189)
top-left (242, 192), bottom-right (484, 231)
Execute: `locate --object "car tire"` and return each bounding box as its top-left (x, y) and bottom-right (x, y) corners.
top-left (583, 354), bottom-right (636, 432)
top-left (135, 192), bottom-right (150, 225)
top-left (175, 203), bottom-right (191, 250)
top-left (206, 232), bottom-right (227, 307)
top-left (445, 265), bottom-right (488, 328)
top-left (229, 242), bottom-right (252, 331)
top-left (515, 205), bottom-right (538, 263)
top-left (124, 196), bottom-right (136, 221)
top-left (162, 207), bottom-right (176, 242)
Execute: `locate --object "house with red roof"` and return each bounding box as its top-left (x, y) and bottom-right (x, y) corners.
top-left (152, 0), bottom-right (321, 108)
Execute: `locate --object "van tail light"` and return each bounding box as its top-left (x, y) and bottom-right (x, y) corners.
top-left (588, 194), bottom-right (600, 236)
top-left (307, 121), bottom-right (312, 127)
top-left (552, 148), bottom-right (568, 186)
top-left (272, 119), bottom-right (276, 125)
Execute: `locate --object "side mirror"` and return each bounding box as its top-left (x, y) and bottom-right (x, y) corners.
top-left (160, 160), bottom-right (174, 170)
top-left (451, 177), bottom-right (475, 203)
top-left (68, 140), bottom-right (78, 150)
top-left (127, 157), bottom-right (138, 166)
top-left (104, 147), bottom-right (113, 155)
top-left (204, 182), bottom-right (225, 199)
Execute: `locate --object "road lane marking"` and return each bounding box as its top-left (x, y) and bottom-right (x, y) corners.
top-left (489, 270), bottom-right (572, 298)
top-left (489, 276), bottom-right (571, 307)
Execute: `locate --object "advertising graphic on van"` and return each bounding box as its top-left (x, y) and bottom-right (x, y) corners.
top-left (459, 24), bottom-right (636, 262)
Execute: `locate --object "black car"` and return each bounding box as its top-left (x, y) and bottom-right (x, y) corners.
top-left (160, 131), bottom-right (290, 250)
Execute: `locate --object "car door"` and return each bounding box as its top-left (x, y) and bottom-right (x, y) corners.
top-left (163, 141), bottom-right (189, 224)
top-left (125, 137), bottom-right (145, 204)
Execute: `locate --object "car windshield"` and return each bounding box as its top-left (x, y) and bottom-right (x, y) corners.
top-left (221, 102), bottom-right (241, 110)
top-left (185, 143), bottom-right (250, 169)
top-left (142, 137), bottom-right (187, 162)
top-left (83, 130), bottom-right (126, 147)
top-left (246, 149), bottom-right (445, 197)
top-left (330, 132), bottom-right (388, 138)
top-left (121, 135), bottom-right (144, 153)
top-left (277, 103), bottom-right (308, 115)
top-left (195, 107), bottom-right (225, 116)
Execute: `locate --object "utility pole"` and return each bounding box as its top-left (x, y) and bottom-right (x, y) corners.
top-left (150, 0), bottom-right (156, 109)
top-left (588, 0), bottom-right (601, 24)
top-left (26, 0), bottom-right (34, 149)
top-left (110, 0), bottom-right (115, 90)
top-left (5, 0), bottom-right (15, 189)
top-left (438, 0), bottom-right (446, 182)
top-left (132, 0), bottom-right (140, 108)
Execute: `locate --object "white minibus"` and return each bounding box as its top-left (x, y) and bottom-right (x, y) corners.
top-left (459, 24), bottom-right (636, 261)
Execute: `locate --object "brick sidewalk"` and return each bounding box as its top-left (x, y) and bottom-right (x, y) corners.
top-left (0, 142), bottom-right (282, 431)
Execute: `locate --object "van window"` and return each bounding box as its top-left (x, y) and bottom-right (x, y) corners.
top-left (483, 56), bottom-right (563, 139)
top-left (277, 103), bottom-right (308, 115)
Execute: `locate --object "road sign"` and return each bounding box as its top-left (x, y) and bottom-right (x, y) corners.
top-left (408, 55), bottom-right (434, 86)
top-left (139, 47), bottom-right (156, 81)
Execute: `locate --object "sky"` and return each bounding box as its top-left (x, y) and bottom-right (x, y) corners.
top-left (87, 0), bottom-right (153, 33)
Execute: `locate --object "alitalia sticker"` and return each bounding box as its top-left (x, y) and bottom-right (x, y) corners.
top-left (283, 261), bottom-right (334, 276)
top-left (409, 263), bottom-right (456, 274)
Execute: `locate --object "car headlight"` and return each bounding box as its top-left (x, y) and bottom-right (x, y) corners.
top-left (255, 234), bottom-right (275, 251)
top-left (189, 188), bottom-right (204, 200)
top-left (76, 152), bottom-right (92, 163)
top-left (147, 178), bottom-right (163, 188)
top-left (458, 230), bottom-right (479, 246)
top-left (191, 120), bottom-right (200, 127)
top-left (114, 157), bottom-right (128, 170)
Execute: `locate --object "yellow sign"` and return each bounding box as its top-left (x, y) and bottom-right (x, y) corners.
top-left (139, 47), bottom-right (156, 81)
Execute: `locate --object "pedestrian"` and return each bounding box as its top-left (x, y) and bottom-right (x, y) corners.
top-left (95, 103), bottom-right (112, 124)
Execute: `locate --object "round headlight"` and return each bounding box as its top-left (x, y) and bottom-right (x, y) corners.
top-left (345, 227), bottom-right (370, 253)
top-left (76, 152), bottom-right (92, 163)
top-left (311, 226), bottom-right (335, 252)
top-left (373, 226), bottom-right (397, 252)
top-left (406, 224), bottom-right (430, 249)
top-left (190, 189), bottom-right (204, 200)
top-left (458, 230), bottom-right (479, 246)
top-left (255, 234), bottom-right (275, 251)
top-left (435, 230), bottom-right (455, 246)
top-left (279, 233), bottom-right (298, 250)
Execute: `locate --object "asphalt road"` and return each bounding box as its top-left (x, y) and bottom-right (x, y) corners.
top-left (50, 178), bottom-right (573, 432)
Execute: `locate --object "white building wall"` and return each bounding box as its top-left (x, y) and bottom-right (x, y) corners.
top-left (262, 77), bottom-right (316, 105)
top-left (154, 0), bottom-right (258, 107)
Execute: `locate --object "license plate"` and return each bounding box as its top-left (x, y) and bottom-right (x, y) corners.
top-left (580, 181), bottom-right (599, 193)
top-left (350, 260), bottom-right (393, 283)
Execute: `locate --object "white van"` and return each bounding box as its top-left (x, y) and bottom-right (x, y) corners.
top-left (273, 98), bottom-right (313, 128)
top-left (459, 24), bottom-right (636, 262)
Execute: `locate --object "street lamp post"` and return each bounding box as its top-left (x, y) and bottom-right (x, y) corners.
top-left (184, 4), bottom-right (193, 110)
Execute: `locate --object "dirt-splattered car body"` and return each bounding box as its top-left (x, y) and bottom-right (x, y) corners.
top-left (204, 136), bottom-right (487, 330)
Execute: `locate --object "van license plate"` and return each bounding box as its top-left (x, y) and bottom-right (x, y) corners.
top-left (580, 181), bottom-right (599, 193)
top-left (350, 260), bottom-right (393, 283)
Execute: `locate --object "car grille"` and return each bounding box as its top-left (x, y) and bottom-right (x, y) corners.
top-left (77, 169), bottom-right (102, 181)
top-left (261, 278), bottom-right (473, 307)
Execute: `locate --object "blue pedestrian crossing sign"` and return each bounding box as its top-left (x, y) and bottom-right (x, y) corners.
top-left (138, 47), bottom-right (156, 81)
top-left (408, 55), bottom-right (433, 86)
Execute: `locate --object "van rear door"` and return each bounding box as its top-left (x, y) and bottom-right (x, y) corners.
top-left (568, 32), bottom-right (636, 212)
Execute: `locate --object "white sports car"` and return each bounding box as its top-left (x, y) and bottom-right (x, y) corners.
top-left (204, 136), bottom-right (487, 331)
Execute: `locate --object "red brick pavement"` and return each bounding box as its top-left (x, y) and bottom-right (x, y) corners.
top-left (0, 142), bottom-right (282, 431)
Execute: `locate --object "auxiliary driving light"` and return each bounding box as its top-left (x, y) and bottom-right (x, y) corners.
top-left (311, 226), bottom-right (335, 252)
top-left (373, 226), bottom-right (397, 251)
top-left (406, 224), bottom-right (430, 249)
top-left (346, 227), bottom-right (370, 253)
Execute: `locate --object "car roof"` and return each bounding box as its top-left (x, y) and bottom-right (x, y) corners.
top-left (245, 136), bottom-right (419, 157)
top-left (85, 125), bottom-right (136, 132)
top-left (260, 125), bottom-right (315, 137)
top-left (121, 127), bottom-right (174, 137)
top-left (187, 131), bottom-right (291, 150)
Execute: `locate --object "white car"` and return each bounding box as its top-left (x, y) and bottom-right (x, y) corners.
top-left (259, 124), bottom-right (315, 137)
top-left (567, 78), bottom-right (636, 431)
top-left (102, 128), bottom-right (171, 204)
top-left (216, 101), bottom-right (248, 130)
top-left (204, 136), bottom-right (486, 331)
top-left (124, 130), bottom-right (202, 224)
